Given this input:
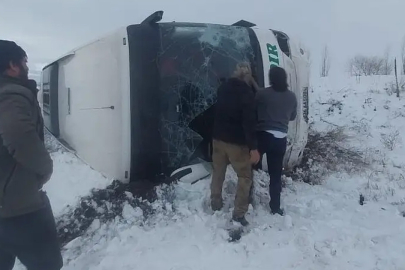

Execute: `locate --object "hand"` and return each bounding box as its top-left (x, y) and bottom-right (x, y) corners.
top-left (250, 150), bottom-right (260, 165)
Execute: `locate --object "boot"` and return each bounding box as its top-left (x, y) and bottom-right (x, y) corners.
top-left (232, 215), bottom-right (249, 226)
top-left (271, 208), bottom-right (285, 216)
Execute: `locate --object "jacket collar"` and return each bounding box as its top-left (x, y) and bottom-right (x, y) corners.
top-left (0, 75), bottom-right (38, 94)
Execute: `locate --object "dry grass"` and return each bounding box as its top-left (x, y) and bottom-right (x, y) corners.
top-left (285, 127), bottom-right (368, 185)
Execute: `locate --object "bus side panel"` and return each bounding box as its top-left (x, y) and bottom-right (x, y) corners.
top-left (290, 41), bottom-right (310, 165)
top-left (57, 30), bottom-right (129, 181)
top-left (280, 54), bottom-right (301, 169)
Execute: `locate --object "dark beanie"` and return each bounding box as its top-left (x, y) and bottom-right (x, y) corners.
top-left (0, 40), bottom-right (27, 73)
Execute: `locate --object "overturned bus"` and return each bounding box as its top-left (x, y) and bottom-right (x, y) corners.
top-left (40, 11), bottom-right (310, 184)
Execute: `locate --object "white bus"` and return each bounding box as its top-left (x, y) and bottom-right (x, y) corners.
top-left (41, 11), bottom-right (310, 184)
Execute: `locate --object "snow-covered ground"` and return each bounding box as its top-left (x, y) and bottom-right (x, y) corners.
top-left (43, 136), bottom-right (111, 215)
top-left (17, 75), bottom-right (405, 269)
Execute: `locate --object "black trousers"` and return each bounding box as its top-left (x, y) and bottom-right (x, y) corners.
top-left (254, 131), bottom-right (287, 211)
top-left (0, 195), bottom-right (63, 270)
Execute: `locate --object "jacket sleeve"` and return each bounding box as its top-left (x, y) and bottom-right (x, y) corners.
top-left (290, 93), bottom-right (298, 121)
top-left (0, 93), bottom-right (53, 177)
top-left (241, 86), bottom-right (258, 150)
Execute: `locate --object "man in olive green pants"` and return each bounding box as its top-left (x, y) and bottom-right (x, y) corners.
top-left (211, 140), bottom-right (254, 220)
top-left (211, 63), bottom-right (260, 226)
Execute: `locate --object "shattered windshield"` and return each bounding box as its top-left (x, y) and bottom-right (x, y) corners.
top-left (158, 24), bottom-right (257, 171)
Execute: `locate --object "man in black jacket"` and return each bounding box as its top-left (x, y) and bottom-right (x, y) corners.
top-left (211, 62), bottom-right (260, 226)
top-left (0, 40), bottom-right (63, 270)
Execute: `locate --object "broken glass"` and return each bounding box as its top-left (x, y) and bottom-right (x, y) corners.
top-left (158, 24), bottom-right (257, 171)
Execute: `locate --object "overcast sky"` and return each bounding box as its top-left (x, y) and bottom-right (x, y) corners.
top-left (1, 0), bottom-right (404, 80)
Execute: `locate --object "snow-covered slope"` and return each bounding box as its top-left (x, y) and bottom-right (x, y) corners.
top-left (17, 75), bottom-right (405, 269)
top-left (312, 75), bottom-right (405, 204)
top-left (43, 133), bottom-right (111, 215)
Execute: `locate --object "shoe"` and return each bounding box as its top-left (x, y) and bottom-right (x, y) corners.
top-left (271, 208), bottom-right (285, 216)
top-left (232, 215), bottom-right (249, 226)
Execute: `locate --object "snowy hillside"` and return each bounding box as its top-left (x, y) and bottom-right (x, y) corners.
top-left (17, 75), bottom-right (405, 269)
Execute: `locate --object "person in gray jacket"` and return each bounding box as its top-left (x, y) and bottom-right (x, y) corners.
top-left (255, 66), bottom-right (297, 216)
top-left (0, 40), bottom-right (63, 270)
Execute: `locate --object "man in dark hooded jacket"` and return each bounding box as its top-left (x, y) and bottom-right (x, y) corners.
top-left (211, 62), bottom-right (260, 226)
top-left (0, 40), bottom-right (63, 270)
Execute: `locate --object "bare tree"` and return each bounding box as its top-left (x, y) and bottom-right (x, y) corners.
top-left (395, 58), bottom-right (400, 98)
top-left (381, 46), bottom-right (393, 75)
top-left (320, 45), bottom-right (331, 77)
top-left (402, 36), bottom-right (405, 75)
top-left (348, 55), bottom-right (385, 76)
